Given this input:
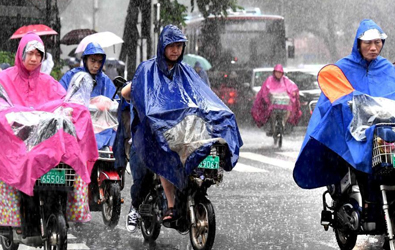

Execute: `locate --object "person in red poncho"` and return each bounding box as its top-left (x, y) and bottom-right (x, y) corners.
top-left (251, 64), bottom-right (302, 136)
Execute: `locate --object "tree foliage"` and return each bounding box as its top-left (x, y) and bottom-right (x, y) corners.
top-left (191, 0), bottom-right (241, 18)
top-left (120, 0), bottom-right (242, 79)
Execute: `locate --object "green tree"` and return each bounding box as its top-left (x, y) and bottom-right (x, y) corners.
top-left (120, 0), bottom-right (240, 80)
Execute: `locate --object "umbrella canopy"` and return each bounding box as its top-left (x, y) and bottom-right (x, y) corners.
top-left (105, 57), bottom-right (125, 68)
top-left (183, 54), bottom-right (212, 70)
top-left (60, 29), bottom-right (97, 45)
top-left (10, 24), bottom-right (58, 39)
top-left (75, 31), bottom-right (124, 53)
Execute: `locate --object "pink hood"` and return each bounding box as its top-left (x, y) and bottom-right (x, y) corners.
top-left (0, 32), bottom-right (65, 107)
top-left (273, 64), bottom-right (284, 73)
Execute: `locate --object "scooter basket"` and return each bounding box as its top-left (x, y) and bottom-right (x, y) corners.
top-left (270, 92), bottom-right (290, 106)
top-left (372, 126), bottom-right (395, 181)
top-left (34, 163), bottom-right (76, 191)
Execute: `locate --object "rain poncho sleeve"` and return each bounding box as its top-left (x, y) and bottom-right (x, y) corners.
top-left (0, 33), bottom-right (98, 195)
top-left (251, 75), bottom-right (301, 127)
top-left (129, 25), bottom-right (243, 190)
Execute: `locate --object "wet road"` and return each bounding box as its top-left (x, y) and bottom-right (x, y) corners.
top-left (13, 125), bottom-right (386, 250)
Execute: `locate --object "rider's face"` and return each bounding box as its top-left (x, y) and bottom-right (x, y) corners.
top-left (165, 42), bottom-right (184, 62)
top-left (86, 54), bottom-right (104, 75)
top-left (23, 49), bottom-right (42, 72)
top-left (274, 71), bottom-right (283, 80)
top-left (360, 39), bottom-right (382, 62)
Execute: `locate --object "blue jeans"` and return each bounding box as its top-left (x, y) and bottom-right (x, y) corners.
top-left (129, 148), bottom-right (152, 210)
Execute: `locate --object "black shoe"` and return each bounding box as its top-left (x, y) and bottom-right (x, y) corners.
top-left (266, 131), bottom-right (273, 137)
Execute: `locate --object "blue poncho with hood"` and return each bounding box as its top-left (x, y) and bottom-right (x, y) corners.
top-left (60, 42), bottom-right (118, 149)
top-left (293, 19), bottom-right (395, 189)
top-left (60, 42), bottom-right (117, 99)
top-left (128, 25), bottom-right (243, 190)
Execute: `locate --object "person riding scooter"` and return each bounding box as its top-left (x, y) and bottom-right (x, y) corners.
top-left (251, 64), bottom-right (301, 136)
top-left (293, 19), bottom-right (395, 249)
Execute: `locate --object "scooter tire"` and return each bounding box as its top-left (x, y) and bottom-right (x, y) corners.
top-left (102, 182), bottom-right (122, 228)
top-left (0, 235), bottom-right (19, 250)
top-left (335, 228), bottom-right (357, 250)
top-left (190, 197), bottom-right (216, 250)
top-left (45, 212), bottom-right (67, 250)
top-left (140, 194), bottom-right (161, 241)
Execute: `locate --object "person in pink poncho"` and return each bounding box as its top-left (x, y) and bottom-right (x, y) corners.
top-left (251, 64), bottom-right (301, 136)
top-left (0, 32), bottom-right (98, 226)
top-left (1, 32), bottom-right (65, 105)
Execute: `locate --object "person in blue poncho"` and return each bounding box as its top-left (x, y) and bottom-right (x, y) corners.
top-left (121, 24), bottom-right (242, 231)
top-left (60, 42), bottom-right (118, 150)
top-left (60, 42), bottom-right (117, 99)
top-left (293, 19), bottom-right (395, 218)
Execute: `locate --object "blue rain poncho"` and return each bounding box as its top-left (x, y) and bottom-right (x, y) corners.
top-left (129, 25), bottom-right (243, 189)
top-left (293, 19), bottom-right (395, 189)
top-left (60, 42), bottom-right (118, 149)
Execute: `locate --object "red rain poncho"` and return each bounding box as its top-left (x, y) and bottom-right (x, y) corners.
top-left (0, 33), bottom-right (98, 195)
top-left (251, 64), bottom-right (301, 127)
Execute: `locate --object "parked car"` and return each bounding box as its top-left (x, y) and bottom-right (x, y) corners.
top-left (250, 67), bottom-right (321, 126)
top-left (285, 68), bottom-right (321, 125)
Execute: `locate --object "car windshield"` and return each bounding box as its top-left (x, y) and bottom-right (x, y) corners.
top-left (253, 70), bottom-right (272, 87)
top-left (286, 71), bottom-right (318, 91)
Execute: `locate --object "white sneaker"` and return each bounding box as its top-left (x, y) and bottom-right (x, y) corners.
top-left (126, 208), bottom-right (140, 232)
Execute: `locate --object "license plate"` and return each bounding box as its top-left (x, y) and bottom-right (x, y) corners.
top-left (198, 156), bottom-right (219, 169)
top-left (40, 169), bottom-right (66, 184)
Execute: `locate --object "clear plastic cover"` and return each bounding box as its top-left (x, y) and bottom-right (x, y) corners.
top-left (89, 95), bottom-right (119, 134)
top-left (2, 71), bottom-right (92, 151)
top-left (64, 72), bottom-right (94, 107)
top-left (0, 83), bottom-right (13, 110)
top-left (164, 115), bottom-right (225, 165)
top-left (350, 94), bottom-right (395, 141)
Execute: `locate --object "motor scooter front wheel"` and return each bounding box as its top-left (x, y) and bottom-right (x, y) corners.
top-left (140, 194), bottom-right (161, 241)
top-left (102, 182), bottom-right (122, 228)
top-left (44, 212), bottom-right (67, 250)
top-left (190, 197), bottom-right (216, 250)
top-left (0, 235), bottom-right (19, 250)
top-left (335, 228), bottom-right (357, 250)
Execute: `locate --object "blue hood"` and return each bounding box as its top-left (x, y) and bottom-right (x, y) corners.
top-left (293, 19), bottom-right (395, 189)
top-left (156, 25), bottom-right (187, 78)
top-left (128, 25), bottom-right (243, 190)
top-left (82, 42), bottom-right (106, 74)
top-left (351, 19), bottom-right (386, 63)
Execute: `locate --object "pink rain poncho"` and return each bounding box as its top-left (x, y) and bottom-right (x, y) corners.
top-left (0, 33), bottom-right (98, 196)
top-left (251, 64), bottom-right (302, 127)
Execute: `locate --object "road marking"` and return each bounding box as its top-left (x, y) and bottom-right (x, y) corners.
top-left (11, 234), bottom-right (89, 250)
top-left (233, 163), bottom-right (268, 172)
top-left (275, 151), bottom-right (299, 159)
top-left (240, 152), bottom-right (295, 170)
top-left (68, 243), bottom-right (90, 250)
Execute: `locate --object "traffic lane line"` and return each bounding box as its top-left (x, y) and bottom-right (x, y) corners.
top-left (239, 152), bottom-right (295, 170)
top-left (233, 162), bottom-right (268, 172)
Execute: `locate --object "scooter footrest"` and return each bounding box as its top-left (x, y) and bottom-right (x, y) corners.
top-left (163, 219), bottom-right (178, 229)
top-left (139, 204), bottom-right (153, 217)
top-left (321, 210), bottom-right (333, 225)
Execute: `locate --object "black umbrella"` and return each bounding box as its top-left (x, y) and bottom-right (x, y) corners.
top-left (60, 29), bottom-right (97, 45)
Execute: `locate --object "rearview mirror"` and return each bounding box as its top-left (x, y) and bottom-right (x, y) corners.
top-left (113, 76), bottom-right (127, 88)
